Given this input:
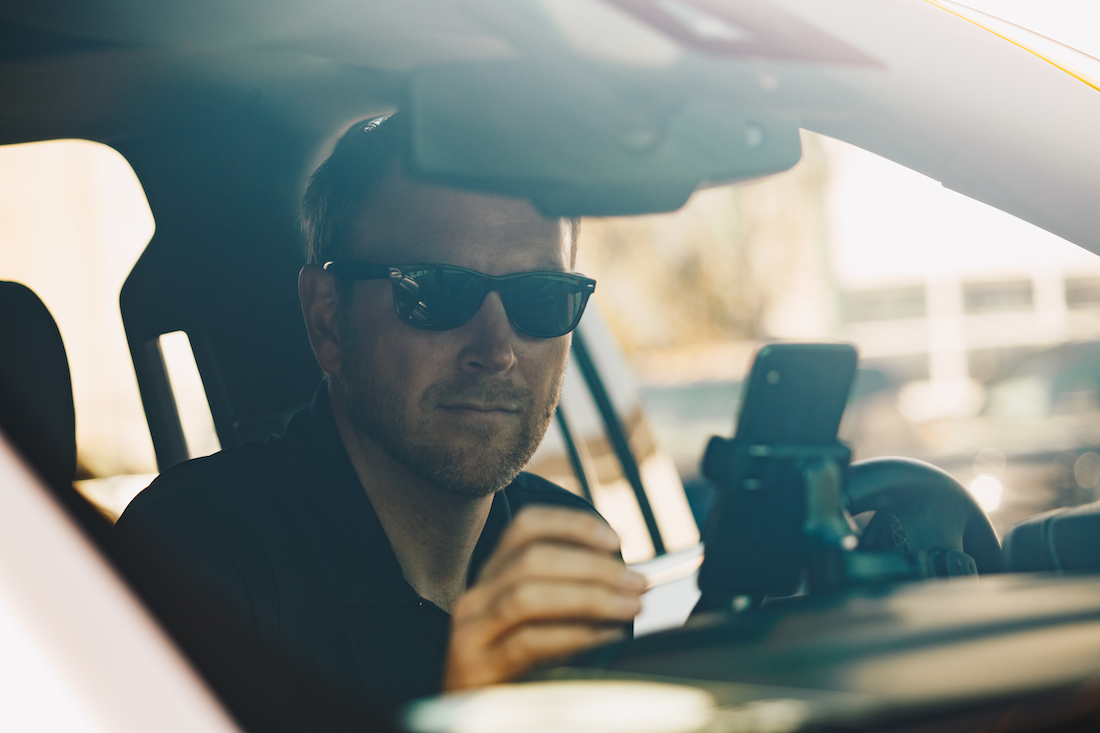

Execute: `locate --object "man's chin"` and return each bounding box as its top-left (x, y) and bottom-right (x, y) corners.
top-left (401, 430), bottom-right (534, 497)
top-left (428, 477), bottom-right (510, 500)
top-left (337, 378), bottom-right (547, 497)
top-left (410, 455), bottom-right (522, 498)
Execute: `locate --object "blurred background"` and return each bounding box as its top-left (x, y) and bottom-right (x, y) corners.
top-left (577, 130), bottom-right (1100, 538)
top-left (2, 1), bottom-right (1099, 538)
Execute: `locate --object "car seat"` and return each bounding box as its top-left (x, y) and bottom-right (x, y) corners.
top-left (0, 280), bottom-right (118, 546)
top-left (121, 251), bottom-right (319, 472)
top-left (0, 280), bottom-right (77, 490)
top-left (1003, 503), bottom-right (1100, 573)
top-left (116, 123), bottom-right (323, 473)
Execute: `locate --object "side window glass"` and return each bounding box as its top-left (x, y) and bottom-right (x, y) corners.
top-left (528, 354), bottom-right (656, 563)
top-left (526, 307), bottom-right (700, 563)
top-left (575, 311), bottom-right (701, 555)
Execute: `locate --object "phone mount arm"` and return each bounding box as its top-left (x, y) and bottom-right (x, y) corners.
top-left (698, 437), bottom-right (860, 603)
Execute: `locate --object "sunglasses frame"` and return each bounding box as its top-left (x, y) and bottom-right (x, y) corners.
top-left (322, 260), bottom-right (596, 338)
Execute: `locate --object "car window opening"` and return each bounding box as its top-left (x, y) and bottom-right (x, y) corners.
top-left (158, 330), bottom-right (222, 461)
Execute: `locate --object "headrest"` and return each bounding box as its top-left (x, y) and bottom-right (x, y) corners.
top-left (1003, 502), bottom-right (1100, 573)
top-left (0, 281), bottom-right (76, 489)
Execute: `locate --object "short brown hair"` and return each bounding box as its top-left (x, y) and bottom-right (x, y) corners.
top-left (301, 114), bottom-right (578, 267)
top-left (300, 114), bottom-right (407, 266)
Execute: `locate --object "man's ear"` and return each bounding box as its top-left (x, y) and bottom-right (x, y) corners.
top-left (299, 264), bottom-right (343, 375)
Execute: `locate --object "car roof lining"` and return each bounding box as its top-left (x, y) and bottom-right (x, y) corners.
top-left (0, 18), bottom-right (135, 63)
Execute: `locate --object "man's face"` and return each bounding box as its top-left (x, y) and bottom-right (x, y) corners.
top-left (331, 170), bottom-right (573, 497)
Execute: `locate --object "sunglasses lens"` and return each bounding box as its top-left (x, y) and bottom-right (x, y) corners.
top-left (391, 268), bottom-right (486, 330)
top-left (389, 267), bottom-right (592, 337)
top-left (504, 276), bottom-right (589, 338)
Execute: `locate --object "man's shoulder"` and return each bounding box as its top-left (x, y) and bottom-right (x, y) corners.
top-left (505, 471), bottom-right (599, 515)
top-left (119, 441), bottom-right (288, 524)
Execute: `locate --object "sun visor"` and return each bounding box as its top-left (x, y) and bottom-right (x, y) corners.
top-left (407, 60), bottom-right (802, 217)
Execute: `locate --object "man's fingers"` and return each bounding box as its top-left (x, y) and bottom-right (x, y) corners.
top-left (450, 578), bottom-right (639, 657)
top-left (446, 623), bottom-right (625, 691)
top-left (499, 623), bottom-right (625, 677)
top-left (485, 580), bottom-right (641, 638)
top-left (493, 543), bottom-right (646, 593)
top-left (477, 507), bottom-right (621, 582)
top-left (445, 507), bottom-right (641, 692)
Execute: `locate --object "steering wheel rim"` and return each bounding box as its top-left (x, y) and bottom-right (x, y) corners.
top-left (845, 457), bottom-right (1002, 574)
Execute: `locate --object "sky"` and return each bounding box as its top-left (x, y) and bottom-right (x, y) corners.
top-left (826, 0), bottom-right (1100, 287)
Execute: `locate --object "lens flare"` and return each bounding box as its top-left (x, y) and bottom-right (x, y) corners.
top-left (967, 474), bottom-right (1003, 513)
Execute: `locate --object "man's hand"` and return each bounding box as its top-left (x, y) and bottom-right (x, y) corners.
top-left (443, 506), bottom-right (646, 691)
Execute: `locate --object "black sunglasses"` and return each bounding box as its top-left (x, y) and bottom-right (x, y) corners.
top-left (322, 261), bottom-right (596, 338)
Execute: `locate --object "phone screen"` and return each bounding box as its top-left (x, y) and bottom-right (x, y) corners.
top-left (733, 343), bottom-right (857, 447)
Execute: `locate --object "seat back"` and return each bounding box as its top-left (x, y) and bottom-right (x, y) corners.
top-left (0, 281), bottom-right (77, 489)
top-left (1003, 503), bottom-right (1100, 573)
top-left (117, 125), bottom-right (323, 472)
top-left (121, 249), bottom-right (319, 471)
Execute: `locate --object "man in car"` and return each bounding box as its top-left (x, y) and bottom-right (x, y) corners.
top-left (115, 114), bottom-right (645, 707)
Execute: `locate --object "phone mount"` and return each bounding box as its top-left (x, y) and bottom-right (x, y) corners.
top-left (691, 342), bottom-right (985, 616)
top-left (694, 437), bottom-right (975, 614)
top-left (694, 436), bottom-right (858, 612)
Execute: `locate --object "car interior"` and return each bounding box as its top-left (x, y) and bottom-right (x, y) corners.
top-left (4, 0), bottom-right (1100, 731)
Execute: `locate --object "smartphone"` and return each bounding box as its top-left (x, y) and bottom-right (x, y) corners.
top-left (695, 342), bottom-right (858, 608)
top-left (733, 342), bottom-right (858, 447)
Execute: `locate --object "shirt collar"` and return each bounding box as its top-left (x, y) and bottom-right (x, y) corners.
top-left (469, 483), bottom-right (512, 586)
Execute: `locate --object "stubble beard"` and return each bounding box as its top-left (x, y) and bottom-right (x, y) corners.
top-left (334, 345), bottom-right (563, 499)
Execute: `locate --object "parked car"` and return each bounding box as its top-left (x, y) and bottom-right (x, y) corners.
top-left (3, 0), bottom-right (1100, 731)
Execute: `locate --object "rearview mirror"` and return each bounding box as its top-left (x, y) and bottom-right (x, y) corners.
top-left (409, 60), bottom-right (802, 217)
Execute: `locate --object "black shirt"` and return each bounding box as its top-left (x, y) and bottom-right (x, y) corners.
top-left (115, 384), bottom-right (598, 708)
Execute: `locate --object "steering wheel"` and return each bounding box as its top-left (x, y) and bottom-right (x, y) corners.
top-left (845, 457), bottom-right (1002, 575)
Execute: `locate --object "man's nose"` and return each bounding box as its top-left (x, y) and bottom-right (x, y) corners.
top-left (459, 291), bottom-right (518, 374)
